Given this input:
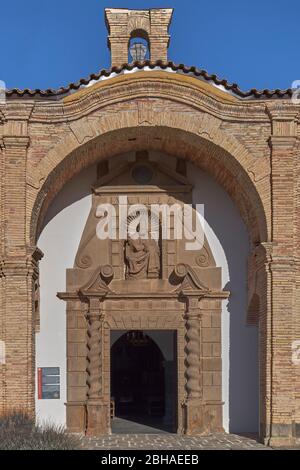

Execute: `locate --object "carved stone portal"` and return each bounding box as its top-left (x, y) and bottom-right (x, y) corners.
top-left (58, 151), bottom-right (228, 436)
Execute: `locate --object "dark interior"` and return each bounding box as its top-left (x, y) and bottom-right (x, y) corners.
top-left (111, 330), bottom-right (176, 432)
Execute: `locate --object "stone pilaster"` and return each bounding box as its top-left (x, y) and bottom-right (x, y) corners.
top-left (200, 298), bottom-right (223, 434)
top-left (65, 299), bottom-right (87, 433)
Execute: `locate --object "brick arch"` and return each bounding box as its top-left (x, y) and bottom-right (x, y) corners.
top-left (29, 111), bottom-right (268, 245)
top-left (127, 15), bottom-right (150, 36)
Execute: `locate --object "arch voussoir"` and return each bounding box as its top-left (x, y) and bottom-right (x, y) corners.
top-left (29, 107), bottom-right (269, 246)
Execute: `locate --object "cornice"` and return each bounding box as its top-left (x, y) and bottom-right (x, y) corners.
top-left (269, 135), bottom-right (298, 150)
top-left (266, 101), bottom-right (300, 121)
top-left (2, 136), bottom-right (30, 149)
top-left (29, 72), bottom-right (270, 125)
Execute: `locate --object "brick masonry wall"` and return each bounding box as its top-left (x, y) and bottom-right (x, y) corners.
top-left (0, 69), bottom-right (299, 445)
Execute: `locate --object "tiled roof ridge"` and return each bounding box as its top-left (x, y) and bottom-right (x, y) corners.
top-left (5, 60), bottom-right (294, 99)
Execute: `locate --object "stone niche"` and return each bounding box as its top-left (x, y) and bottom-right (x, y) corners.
top-left (58, 151), bottom-right (228, 436)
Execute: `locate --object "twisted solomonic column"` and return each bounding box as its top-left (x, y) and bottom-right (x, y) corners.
top-left (184, 298), bottom-right (201, 400)
top-left (86, 299), bottom-right (103, 400)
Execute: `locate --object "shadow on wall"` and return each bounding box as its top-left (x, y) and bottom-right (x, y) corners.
top-left (41, 164), bottom-right (96, 231)
top-left (189, 165), bottom-right (259, 434)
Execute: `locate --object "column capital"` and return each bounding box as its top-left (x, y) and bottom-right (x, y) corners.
top-left (2, 135), bottom-right (30, 149)
top-left (251, 242), bottom-right (273, 266)
top-left (269, 135), bottom-right (297, 150)
top-left (268, 256), bottom-right (296, 272)
top-left (1, 246), bottom-right (43, 278)
top-left (266, 101), bottom-right (299, 121)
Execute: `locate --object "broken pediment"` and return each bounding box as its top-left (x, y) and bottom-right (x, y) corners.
top-left (172, 264), bottom-right (210, 294)
top-left (78, 265), bottom-right (114, 297)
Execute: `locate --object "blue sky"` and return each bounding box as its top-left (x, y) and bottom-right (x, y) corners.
top-left (1, 0), bottom-right (299, 91)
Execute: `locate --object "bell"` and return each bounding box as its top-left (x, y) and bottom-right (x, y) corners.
top-left (129, 42), bottom-right (147, 63)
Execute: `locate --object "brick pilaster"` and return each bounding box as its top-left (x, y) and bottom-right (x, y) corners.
top-left (0, 137), bottom-right (4, 413)
top-left (2, 248), bottom-right (42, 415)
top-left (3, 135), bottom-right (29, 257)
top-left (1, 129), bottom-right (42, 416)
top-left (267, 134), bottom-right (297, 445)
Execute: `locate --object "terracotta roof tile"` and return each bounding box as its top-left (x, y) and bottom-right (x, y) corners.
top-left (5, 60), bottom-right (294, 100)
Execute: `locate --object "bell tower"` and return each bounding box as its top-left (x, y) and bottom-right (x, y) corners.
top-left (105, 8), bottom-right (173, 67)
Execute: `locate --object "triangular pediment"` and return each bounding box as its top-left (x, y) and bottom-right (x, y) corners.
top-left (92, 152), bottom-right (192, 194)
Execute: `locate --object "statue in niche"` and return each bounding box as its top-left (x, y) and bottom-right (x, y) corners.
top-left (125, 213), bottom-right (160, 279)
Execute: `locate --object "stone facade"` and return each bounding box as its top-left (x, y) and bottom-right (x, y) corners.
top-left (0, 8), bottom-right (300, 446)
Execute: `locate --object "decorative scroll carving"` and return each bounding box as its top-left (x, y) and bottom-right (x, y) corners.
top-left (79, 265), bottom-right (114, 296)
top-left (184, 298), bottom-right (201, 399)
top-left (196, 247), bottom-right (210, 267)
top-left (173, 264), bottom-right (209, 293)
top-left (86, 299), bottom-right (103, 400)
top-left (75, 229), bottom-right (95, 269)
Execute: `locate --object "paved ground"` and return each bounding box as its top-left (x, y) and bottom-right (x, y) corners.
top-left (83, 433), bottom-right (269, 450)
top-left (82, 417), bottom-right (270, 450)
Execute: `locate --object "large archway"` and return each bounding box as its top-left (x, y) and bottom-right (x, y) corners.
top-left (23, 72), bottom-right (271, 441)
top-left (36, 147), bottom-right (260, 436)
top-left (27, 77), bottom-right (269, 246)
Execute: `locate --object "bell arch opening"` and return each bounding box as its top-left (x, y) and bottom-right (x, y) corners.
top-left (128, 30), bottom-right (150, 63)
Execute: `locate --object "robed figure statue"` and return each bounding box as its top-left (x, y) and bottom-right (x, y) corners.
top-left (125, 236), bottom-right (160, 279)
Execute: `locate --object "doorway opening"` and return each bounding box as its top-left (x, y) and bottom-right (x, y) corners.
top-left (110, 330), bottom-right (177, 434)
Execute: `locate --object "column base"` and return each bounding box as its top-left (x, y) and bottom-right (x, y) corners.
top-left (266, 437), bottom-right (296, 447)
top-left (66, 402), bottom-right (86, 433)
top-left (183, 399), bottom-right (224, 435)
top-left (86, 400), bottom-right (110, 436)
top-left (263, 422), bottom-right (297, 447)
